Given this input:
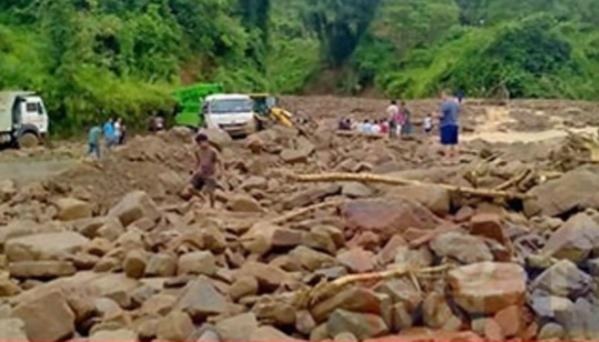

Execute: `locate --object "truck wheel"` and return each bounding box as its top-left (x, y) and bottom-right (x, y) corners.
top-left (18, 132), bottom-right (40, 149)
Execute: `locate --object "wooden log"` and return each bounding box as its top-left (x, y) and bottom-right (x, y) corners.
top-left (290, 172), bottom-right (533, 200)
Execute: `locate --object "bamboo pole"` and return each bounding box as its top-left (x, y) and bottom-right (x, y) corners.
top-left (290, 172), bottom-right (533, 200)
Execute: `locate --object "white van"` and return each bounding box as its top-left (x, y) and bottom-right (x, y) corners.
top-left (0, 91), bottom-right (49, 148)
top-left (202, 94), bottom-right (258, 137)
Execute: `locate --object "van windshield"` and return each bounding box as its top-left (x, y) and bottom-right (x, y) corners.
top-left (210, 99), bottom-right (253, 114)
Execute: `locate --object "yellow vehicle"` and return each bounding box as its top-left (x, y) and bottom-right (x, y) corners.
top-left (249, 94), bottom-right (293, 128)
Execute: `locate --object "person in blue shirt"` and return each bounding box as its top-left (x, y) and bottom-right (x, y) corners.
top-left (103, 118), bottom-right (115, 148)
top-left (88, 125), bottom-right (102, 158)
top-left (439, 90), bottom-right (460, 162)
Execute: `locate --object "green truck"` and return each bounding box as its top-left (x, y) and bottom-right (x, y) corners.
top-left (172, 82), bottom-right (224, 128)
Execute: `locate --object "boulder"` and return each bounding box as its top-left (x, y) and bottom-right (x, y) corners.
top-left (12, 290), bottom-right (75, 342)
top-left (527, 169), bottom-right (599, 217)
top-left (241, 176), bottom-right (268, 191)
top-left (228, 194), bottom-right (263, 213)
top-left (303, 228), bottom-right (338, 254)
top-left (9, 261), bottom-right (76, 279)
top-left (448, 262), bottom-right (527, 314)
top-left (201, 128), bottom-right (234, 150)
top-left (108, 191), bottom-right (160, 226)
top-left (341, 182), bottom-right (373, 198)
top-left (470, 213), bottom-right (508, 244)
top-left (423, 292), bottom-right (462, 331)
top-left (145, 253), bottom-right (177, 277)
top-left (340, 198), bottom-right (439, 240)
top-left (229, 276), bottom-right (259, 301)
top-left (0, 318), bottom-right (28, 341)
top-left (281, 149), bottom-right (310, 164)
top-left (241, 222), bottom-right (279, 255)
top-left (271, 228), bottom-right (304, 248)
top-left (327, 309), bottom-right (388, 340)
top-left (430, 231), bottom-right (493, 264)
top-left (337, 248), bottom-right (375, 273)
top-left (158, 171), bottom-right (186, 195)
top-left (284, 185), bottom-right (341, 209)
top-left (541, 213), bottom-right (599, 263)
top-left (177, 251), bottom-right (217, 276)
top-left (174, 276), bottom-right (229, 321)
top-left (530, 295), bottom-right (574, 320)
top-left (55, 198), bottom-right (93, 221)
top-left (157, 311), bottom-right (194, 341)
top-left (394, 185), bottom-right (450, 216)
top-left (289, 246), bottom-right (336, 272)
top-left (311, 287), bottom-right (383, 322)
top-left (237, 261), bottom-right (292, 292)
top-left (5, 232), bottom-right (89, 262)
top-left (538, 322), bottom-right (565, 340)
top-left (530, 259), bottom-right (593, 298)
top-left (140, 294), bottom-right (177, 316)
top-left (123, 250), bottom-right (148, 279)
top-left (216, 312), bottom-right (259, 341)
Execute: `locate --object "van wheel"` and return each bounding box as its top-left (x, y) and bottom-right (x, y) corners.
top-left (18, 132), bottom-right (40, 149)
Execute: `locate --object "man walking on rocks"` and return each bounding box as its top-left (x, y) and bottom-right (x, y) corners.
top-left (439, 90), bottom-right (460, 163)
top-left (181, 133), bottom-right (223, 208)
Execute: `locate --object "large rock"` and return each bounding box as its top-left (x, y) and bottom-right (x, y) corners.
top-left (531, 295), bottom-right (574, 320)
top-left (284, 185), bottom-right (341, 209)
top-left (527, 169), bottom-right (599, 217)
top-left (174, 276), bottom-right (229, 321)
top-left (5, 232), bottom-right (89, 262)
top-left (201, 128), bottom-right (234, 150)
top-left (422, 292), bottom-right (462, 331)
top-left (12, 290), bottom-right (75, 342)
top-left (289, 246), bottom-right (336, 272)
top-left (448, 262), bottom-right (527, 314)
top-left (327, 309), bottom-right (388, 340)
top-left (9, 261), bottom-right (76, 279)
top-left (337, 248), bottom-right (375, 273)
top-left (541, 213), bottom-right (599, 263)
top-left (311, 287), bottom-right (383, 322)
top-left (241, 222), bottom-right (280, 255)
top-left (530, 259), bottom-right (593, 298)
top-left (108, 191), bottom-right (160, 226)
top-left (340, 198), bottom-right (440, 240)
top-left (228, 194), bottom-right (263, 212)
top-left (430, 231), bottom-right (493, 264)
top-left (55, 197), bottom-right (93, 221)
top-left (216, 312), bottom-right (259, 341)
top-left (0, 318), bottom-right (28, 341)
top-left (237, 261), bottom-right (292, 292)
top-left (394, 185), bottom-right (450, 216)
top-left (177, 251), bottom-right (217, 276)
top-left (157, 311), bottom-right (194, 341)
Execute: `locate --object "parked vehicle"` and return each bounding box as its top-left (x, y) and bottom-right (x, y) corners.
top-left (172, 83), bottom-right (224, 129)
top-left (0, 91), bottom-right (49, 148)
top-left (202, 94), bottom-right (258, 137)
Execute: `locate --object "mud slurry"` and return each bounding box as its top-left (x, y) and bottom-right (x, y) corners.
top-left (0, 97), bottom-right (598, 341)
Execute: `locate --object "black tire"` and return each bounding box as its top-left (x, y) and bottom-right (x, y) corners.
top-left (17, 132), bottom-right (40, 149)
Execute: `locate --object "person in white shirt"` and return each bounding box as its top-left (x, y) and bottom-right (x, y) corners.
top-left (371, 120), bottom-right (382, 134)
top-left (386, 100), bottom-right (399, 138)
top-left (423, 113), bottom-right (433, 135)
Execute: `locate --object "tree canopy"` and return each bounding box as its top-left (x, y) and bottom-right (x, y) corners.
top-left (0, 0), bottom-right (598, 133)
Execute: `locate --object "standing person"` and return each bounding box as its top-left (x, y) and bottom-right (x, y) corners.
top-left (119, 124), bottom-right (127, 145)
top-left (114, 118), bottom-right (122, 145)
top-left (88, 124), bottom-right (102, 158)
top-left (400, 101), bottom-right (413, 136)
top-left (103, 118), bottom-right (115, 149)
top-left (439, 90), bottom-right (460, 162)
top-left (181, 133), bottom-right (224, 208)
top-left (423, 113), bottom-right (433, 135)
top-left (386, 100), bottom-right (399, 138)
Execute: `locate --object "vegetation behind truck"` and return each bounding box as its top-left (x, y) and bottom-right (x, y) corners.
top-left (0, 91), bottom-right (49, 148)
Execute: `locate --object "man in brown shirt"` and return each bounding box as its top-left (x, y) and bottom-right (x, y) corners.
top-left (182, 133), bottom-right (223, 208)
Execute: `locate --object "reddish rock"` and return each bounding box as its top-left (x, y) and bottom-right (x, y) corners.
top-left (340, 198), bottom-right (439, 240)
top-left (337, 248), bottom-right (375, 273)
top-left (347, 231), bottom-right (380, 251)
top-left (455, 206), bottom-right (475, 223)
top-left (494, 306), bottom-right (524, 337)
top-left (271, 228), bottom-right (304, 248)
top-left (484, 319), bottom-right (505, 341)
top-left (237, 262), bottom-right (291, 292)
top-left (377, 235), bottom-right (407, 265)
top-left (470, 213), bottom-right (507, 245)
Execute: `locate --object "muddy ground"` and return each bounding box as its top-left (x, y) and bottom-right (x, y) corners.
top-left (1, 96), bottom-right (599, 341)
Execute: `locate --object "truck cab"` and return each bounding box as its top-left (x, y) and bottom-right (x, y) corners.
top-left (0, 91), bottom-right (49, 148)
top-left (202, 94), bottom-right (258, 137)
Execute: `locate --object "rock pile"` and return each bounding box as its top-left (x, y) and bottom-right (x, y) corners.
top-left (2, 125), bottom-right (599, 342)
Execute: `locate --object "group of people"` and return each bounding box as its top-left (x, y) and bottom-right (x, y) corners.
top-left (337, 90), bottom-right (461, 162)
top-left (87, 118), bottom-right (127, 158)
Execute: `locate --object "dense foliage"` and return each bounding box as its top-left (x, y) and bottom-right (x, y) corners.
top-left (0, 0), bottom-right (598, 132)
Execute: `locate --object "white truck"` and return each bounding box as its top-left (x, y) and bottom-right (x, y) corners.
top-left (0, 91), bottom-right (49, 148)
top-left (202, 94), bottom-right (258, 137)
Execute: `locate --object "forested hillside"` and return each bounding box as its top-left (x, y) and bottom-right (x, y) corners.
top-left (1, 0), bottom-right (598, 132)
